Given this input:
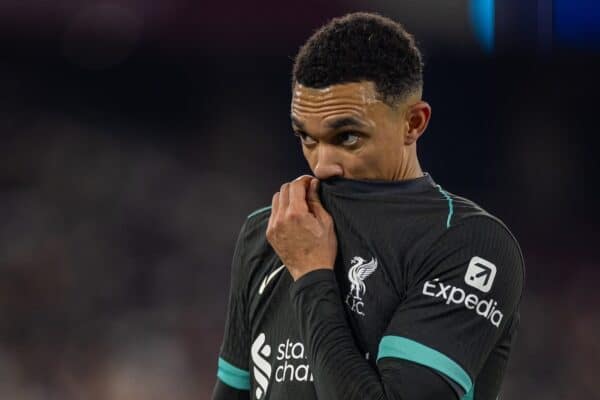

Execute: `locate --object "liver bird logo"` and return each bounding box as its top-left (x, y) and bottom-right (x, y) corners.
top-left (348, 256), bottom-right (378, 300)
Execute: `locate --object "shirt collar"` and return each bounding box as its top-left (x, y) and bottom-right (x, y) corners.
top-left (320, 173), bottom-right (436, 196)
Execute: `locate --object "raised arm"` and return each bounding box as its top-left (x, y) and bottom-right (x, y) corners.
top-left (290, 216), bottom-right (523, 399)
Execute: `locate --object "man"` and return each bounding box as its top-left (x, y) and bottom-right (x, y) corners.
top-left (212, 12), bottom-right (524, 400)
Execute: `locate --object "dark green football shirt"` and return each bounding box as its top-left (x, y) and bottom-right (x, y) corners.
top-left (214, 174), bottom-right (524, 400)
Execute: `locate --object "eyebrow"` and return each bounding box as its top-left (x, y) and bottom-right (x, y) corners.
top-left (291, 116), bottom-right (366, 131)
top-left (291, 116), bottom-right (305, 130)
top-left (326, 116), bottom-right (366, 130)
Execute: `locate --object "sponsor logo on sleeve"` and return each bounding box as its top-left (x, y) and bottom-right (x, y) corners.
top-left (421, 256), bottom-right (503, 328)
top-left (465, 256), bottom-right (496, 293)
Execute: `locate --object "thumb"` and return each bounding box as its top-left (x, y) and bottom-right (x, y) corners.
top-left (307, 178), bottom-right (328, 219)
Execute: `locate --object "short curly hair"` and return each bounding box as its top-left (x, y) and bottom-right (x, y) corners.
top-left (293, 12), bottom-right (423, 105)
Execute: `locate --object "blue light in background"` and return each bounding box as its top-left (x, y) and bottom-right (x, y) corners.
top-left (469, 0), bottom-right (495, 54)
top-left (555, 0), bottom-right (600, 49)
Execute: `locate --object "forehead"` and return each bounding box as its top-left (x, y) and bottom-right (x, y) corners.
top-left (293, 81), bottom-right (380, 105)
top-left (291, 81), bottom-right (383, 122)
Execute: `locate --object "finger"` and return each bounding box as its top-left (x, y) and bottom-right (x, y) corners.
top-left (289, 179), bottom-right (310, 213)
top-left (267, 192), bottom-right (279, 237)
top-left (270, 191), bottom-right (280, 221)
top-left (279, 183), bottom-right (290, 213)
top-left (307, 178), bottom-right (328, 219)
top-left (293, 175), bottom-right (313, 184)
top-left (307, 178), bottom-right (321, 206)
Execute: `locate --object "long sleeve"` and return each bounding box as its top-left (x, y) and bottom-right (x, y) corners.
top-left (290, 270), bottom-right (456, 400)
top-left (213, 221), bottom-right (252, 399)
top-left (290, 216), bottom-right (524, 400)
top-left (213, 380), bottom-right (250, 400)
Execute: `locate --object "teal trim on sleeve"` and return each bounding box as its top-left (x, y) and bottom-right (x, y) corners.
top-left (247, 206), bottom-right (272, 219)
top-left (462, 385), bottom-right (475, 400)
top-left (436, 185), bottom-right (454, 228)
top-left (377, 336), bottom-right (473, 394)
top-left (217, 357), bottom-right (251, 390)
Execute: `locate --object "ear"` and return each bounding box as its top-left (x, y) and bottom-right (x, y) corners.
top-left (404, 101), bottom-right (431, 145)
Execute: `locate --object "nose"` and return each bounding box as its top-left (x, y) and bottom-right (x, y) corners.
top-left (312, 145), bottom-right (343, 180)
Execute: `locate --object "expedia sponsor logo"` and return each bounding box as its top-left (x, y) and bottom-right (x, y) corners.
top-left (422, 278), bottom-right (504, 328)
top-left (465, 256), bottom-right (497, 293)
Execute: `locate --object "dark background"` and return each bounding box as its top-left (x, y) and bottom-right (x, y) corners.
top-left (1, 1), bottom-right (598, 399)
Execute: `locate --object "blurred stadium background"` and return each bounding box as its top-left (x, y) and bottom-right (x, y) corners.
top-left (1, 0), bottom-right (599, 399)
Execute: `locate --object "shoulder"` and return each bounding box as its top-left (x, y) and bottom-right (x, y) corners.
top-left (424, 203), bottom-right (525, 298)
top-left (435, 188), bottom-right (523, 263)
top-left (450, 213), bottom-right (524, 264)
top-left (246, 205), bottom-right (272, 221)
top-left (422, 185), bottom-right (522, 252)
top-left (232, 205), bottom-right (276, 281)
top-left (447, 191), bottom-right (520, 253)
top-left (434, 186), bottom-right (488, 227)
top-left (414, 184), bottom-right (491, 232)
top-left (229, 205), bottom-right (272, 269)
top-left (435, 187), bottom-right (516, 238)
top-left (417, 188), bottom-right (525, 281)
top-left (240, 205), bottom-right (272, 240)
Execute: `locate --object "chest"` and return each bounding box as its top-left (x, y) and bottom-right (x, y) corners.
top-left (246, 247), bottom-right (403, 399)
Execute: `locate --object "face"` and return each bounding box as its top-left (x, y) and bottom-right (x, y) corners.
top-left (290, 81), bottom-right (430, 181)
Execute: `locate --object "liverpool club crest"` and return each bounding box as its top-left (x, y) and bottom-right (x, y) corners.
top-left (345, 256), bottom-right (378, 316)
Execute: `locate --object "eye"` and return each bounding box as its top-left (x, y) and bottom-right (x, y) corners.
top-left (340, 132), bottom-right (360, 146)
top-left (294, 131), bottom-right (317, 146)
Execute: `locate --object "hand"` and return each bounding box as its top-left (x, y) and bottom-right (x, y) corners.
top-left (266, 175), bottom-right (337, 281)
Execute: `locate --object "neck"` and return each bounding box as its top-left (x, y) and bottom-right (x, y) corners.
top-left (392, 146), bottom-right (423, 181)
